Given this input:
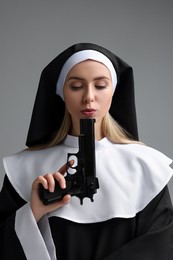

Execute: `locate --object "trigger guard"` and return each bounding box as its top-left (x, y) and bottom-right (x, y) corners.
top-left (67, 153), bottom-right (78, 168)
top-left (67, 165), bottom-right (77, 175)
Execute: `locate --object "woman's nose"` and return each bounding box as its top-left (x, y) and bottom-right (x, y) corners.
top-left (83, 87), bottom-right (94, 103)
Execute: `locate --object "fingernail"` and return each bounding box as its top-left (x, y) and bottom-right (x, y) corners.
top-left (69, 160), bottom-right (74, 166)
top-left (62, 182), bottom-right (66, 189)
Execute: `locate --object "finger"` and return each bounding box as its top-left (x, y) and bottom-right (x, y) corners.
top-left (58, 194), bottom-right (71, 207)
top-left (44, 173), bottom-right (55, 192)
top-left (58, 160), bottom-right (74, 175)
top-left (32, 175), bottom-right (48, 190)
top-left (45, 194), bottom-right (71, 214)
top-left (53, 172), bottom-right (66, 189)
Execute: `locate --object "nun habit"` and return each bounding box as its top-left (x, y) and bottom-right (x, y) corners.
top-left (0, 43), bottom-right (173, 260)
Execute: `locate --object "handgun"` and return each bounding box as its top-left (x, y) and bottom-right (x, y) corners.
top-left (39, 118), bottom-right (99, 205)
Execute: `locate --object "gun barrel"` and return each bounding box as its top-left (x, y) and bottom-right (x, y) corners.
top-left (79, 119), bottom-right (96, 178)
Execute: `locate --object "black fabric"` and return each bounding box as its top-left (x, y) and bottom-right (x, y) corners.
top-left (104, 186), bottom-right (173, 260)
top-left (1, 175), bottom-right (173, 259)
top-left (49, 186), bottom-right (173, 260)
top-left (0, 176), bottom-right (27, 259)
top-left (49, 216), bottom-right (136, 260)
top-left (26, 43), bottom-right (139, 147)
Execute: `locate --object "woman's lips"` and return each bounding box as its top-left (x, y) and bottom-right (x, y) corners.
top-left (81, 109), bottom-right (96, 116)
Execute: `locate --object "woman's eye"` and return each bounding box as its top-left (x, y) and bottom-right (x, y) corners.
top-left (70, 85), bottom-right (83, 90)
top-left (95, 80), bottom-right (108, 89)
top-left (95, 85), bottom-right (107, 89)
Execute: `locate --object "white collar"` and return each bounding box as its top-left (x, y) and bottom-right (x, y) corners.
top-left (3, 136), bottom-right (173, 223)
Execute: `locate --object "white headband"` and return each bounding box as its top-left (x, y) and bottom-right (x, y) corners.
top-left (56, 50), bottom-right (117, 100)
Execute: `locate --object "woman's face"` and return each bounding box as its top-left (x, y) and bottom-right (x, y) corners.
top-left (63, 60), bottom-right (114, 138)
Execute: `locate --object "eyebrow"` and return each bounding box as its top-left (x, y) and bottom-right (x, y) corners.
top-left (67, 76), bottom-right (111, 81)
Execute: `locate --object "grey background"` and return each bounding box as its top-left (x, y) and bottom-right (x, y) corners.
top-left (0, 0), bottom-right (173, 201)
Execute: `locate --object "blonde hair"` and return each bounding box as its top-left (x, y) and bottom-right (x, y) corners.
top-left (102, 113), bottom-right (140, 144)
top-left (29, 109), bottom-right (142, 150)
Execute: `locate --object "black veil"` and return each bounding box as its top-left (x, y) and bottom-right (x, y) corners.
top-left (26, 43), bottom-right (138, 147)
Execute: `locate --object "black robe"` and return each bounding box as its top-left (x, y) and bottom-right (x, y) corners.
top-left (1, 175), bottom-right (173, 260)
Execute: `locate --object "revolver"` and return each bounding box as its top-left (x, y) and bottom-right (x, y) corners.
top-left (39, 118), bottom-right (99, 205)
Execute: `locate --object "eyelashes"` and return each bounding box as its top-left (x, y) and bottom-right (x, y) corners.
top-left (70, 85), bottom-right (83, 90)
top-left (70, 85), bottom-right (107, 91)
top-left (95, 85), bottom-right (107, 89)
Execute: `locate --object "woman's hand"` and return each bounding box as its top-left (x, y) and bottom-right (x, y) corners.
top-left (30, 161), bottom-right (72, 222)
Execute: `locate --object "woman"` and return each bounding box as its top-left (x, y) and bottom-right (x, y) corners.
top-left (0, 43), bottom-right (173, 259)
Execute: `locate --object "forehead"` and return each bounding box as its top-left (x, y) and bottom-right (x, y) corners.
top-left (66, 59), bottom-right (111, 77)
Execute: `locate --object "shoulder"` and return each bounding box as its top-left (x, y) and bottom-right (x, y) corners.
top-left (96, 141), bottom-right (173, 216)
top-left (112, 143), bottom-right (172, 168)
top-left (114, 143), bottom-right (173, 185)
top-left (2, 144), bottom-right (67, 202)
